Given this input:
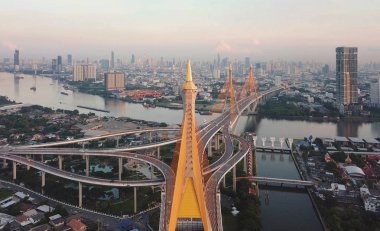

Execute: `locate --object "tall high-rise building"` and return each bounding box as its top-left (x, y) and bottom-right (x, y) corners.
top-left (14, 49), bottom-right (19, 71)
top-left (322, 64), bottom-right (330, 75)
top-left (73, 64), bottom-right (96, 81)
top-left (336, 47), bottom-right (358, 105)
top-left (104, 72), bottom-right (125, 91)
top-left (370, 73), bottom-right (380, 107)
top-left (110, 51), bottom-right (115, 69)
top-left (213, 69), bottom-right (220, 79)
top-left (52, 59), bottom-right (57, 73)
top-left (245, 57), bottom-right (251, 69)
top-left (99, 59), bottom-right (110, 71)
top-left (13, 49), bottom-right (19, 66)
top-left (57, 56), bottom-right (62, 72)
top-left (131, 54), bottom-right (135, 65)
top-left (67, 54), bottom-right (72, 66)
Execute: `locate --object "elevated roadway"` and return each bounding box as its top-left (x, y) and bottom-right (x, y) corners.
top-left (1, 152), bottom-right (165, 187)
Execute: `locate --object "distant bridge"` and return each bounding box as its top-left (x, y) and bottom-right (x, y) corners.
top-left (251, 176), bottom-right (314, 187)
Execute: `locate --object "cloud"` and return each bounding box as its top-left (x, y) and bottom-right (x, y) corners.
top-left (215, 40), bottom-right (232, 53)
top-left (2, 41), bottom-right (18, 51)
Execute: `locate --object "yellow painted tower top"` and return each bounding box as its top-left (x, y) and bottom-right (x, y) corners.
top-left (183, 60), bottom-right (197, 90)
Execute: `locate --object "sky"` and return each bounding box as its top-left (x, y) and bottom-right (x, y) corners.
top-left (1, 0), bottom-right (380, 63)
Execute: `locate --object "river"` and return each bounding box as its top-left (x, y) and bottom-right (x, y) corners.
top-left (0, 72), bottom-right (218, 124)
top-left (2, 72), bottom-right (380, 230)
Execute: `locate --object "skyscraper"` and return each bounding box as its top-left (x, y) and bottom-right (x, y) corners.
top-left (57, 56), bottom-right (62, 72)
top-left (67, 54), bottom-right (72, 66)
top-left (14, 49), bottom-right (19, 71)
top-left (110, 51), bottom-right (115, 69)
top-left (52, 59), bottom-right (57, 73)
top-left (104, 72), bottom-right (125, 91)
top-left (131, 54), bottom-right (135, 65)
top-left (370, 73), bottom-right (380, 107)
top-left (336, 47), bottom-right (358, 105)
top-left (73, 64), bottom-right (96, 81)
top-left (99, 59), bottom-right (110, 71)
top-left (245, 57), bottom-right (251, 69)
top-left (13, 49), bottom-right (19, 66)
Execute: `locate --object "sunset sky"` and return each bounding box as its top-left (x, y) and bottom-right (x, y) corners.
top-left (1, 0), bottom-right (380, 63)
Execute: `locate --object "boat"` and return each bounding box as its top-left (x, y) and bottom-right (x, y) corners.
top-left (143, 103), bottom-right (156, 108)
top-left (60, 92), bottom-right (69, 96)
top-left (30, 87), bottom-right (36, 91)
top-left (14, 75), bottom-right (24, 80)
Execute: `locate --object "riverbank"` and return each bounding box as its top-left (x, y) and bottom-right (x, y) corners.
top-left (291, 145), bottom-right (328, 231)
top-left (222, 149), bottom-right (262, 230)
top-left (0, 96), bottom-right (17, 107)
top-left (258, 114), bottom-right (380, 122)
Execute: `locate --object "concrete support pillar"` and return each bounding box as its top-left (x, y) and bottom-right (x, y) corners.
top-left (261, 137), bottom-right (267, 147)
top-left (41, 154), bottom-right (44, 163)
top-left (41, 172), bottom-right (46, 194)
top-left (157, 147), bottom-right (160, 159)
top-left (134, 187), bottom-right (137, 214)
top-left (78, 182), bottom-right (82, 208)
top-left (216, 134), bottom-right (220, 149)
top-left (58, 155), bottom-right (63, 170)
top-left (243, 155), bottom-right (247, 173)
top-left (12, 161), bottom-right (16, 181)
top-left (208, 142), bottom-right (212, 157)
top-left (288, 138), bottom-right (294, 150)
top-left (41, 172), bottom-right (46, 187)
top-left (149, 132), bottom-right (152, 142)
top-left (82, 143), bottom-right (85, 150)
top-left (26, 155), bottom-right (31, 171)
top-left (232, 166), bottom-right (236, 193)
top-left (116, 137), bottom-right (120, 148)
top-left (270, 137), bottom-right (276, 147)
top-left (252, 136), bottom-right (257, 147)
top-left (223, 176), bottom-right (226, 188)
top-left (279, 138), bottom-right (285, 148)
top-left (118, 157), bottom-right (123, 181)
top-left (150, 164), bottom-right (154, 179)
top-left (85, 155), bottom-right (90, 177)
top-left (2, 158), bottom-right (6, 169)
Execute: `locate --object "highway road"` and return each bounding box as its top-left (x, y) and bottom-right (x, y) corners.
top-left (0, 86), bottom-right (284, 231)
top-left (1, 153), bottom-right (165, 187)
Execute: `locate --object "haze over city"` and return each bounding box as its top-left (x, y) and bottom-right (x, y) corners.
top-left (1, 1), bottom-right (380, 231)
top-left (1, 0), bottom-right (380, 62)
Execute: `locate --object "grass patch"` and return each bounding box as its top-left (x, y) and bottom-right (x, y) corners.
top-left (0, 188), bottom-right (13, 200)
top-left (222, 212), bottom-right (239, 230)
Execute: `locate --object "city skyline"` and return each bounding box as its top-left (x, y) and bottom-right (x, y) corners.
top-left (1, 0), bottom-right (380, 62)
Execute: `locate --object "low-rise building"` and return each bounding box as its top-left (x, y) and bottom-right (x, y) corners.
top-left (68, 219), bottom-right (87, 231)
top-left (360, 185), bottom-right (380, 213)
top-left (49, 214), bottom-right (65, 229)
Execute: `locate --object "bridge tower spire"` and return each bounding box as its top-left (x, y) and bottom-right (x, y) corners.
top-left (168, 60), bottom-right (211, 231)
top-left (226, 65), bottom-right (238, 121)
top-left (247, 65), bottom-right (258, 96)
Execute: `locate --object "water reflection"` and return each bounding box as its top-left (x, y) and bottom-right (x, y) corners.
top-left (337, 120), bottom-right (359, 137)
top-left (235, 115), bottom-right (380, 138)
top-left (13, 77), bottom-right (19, 97)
